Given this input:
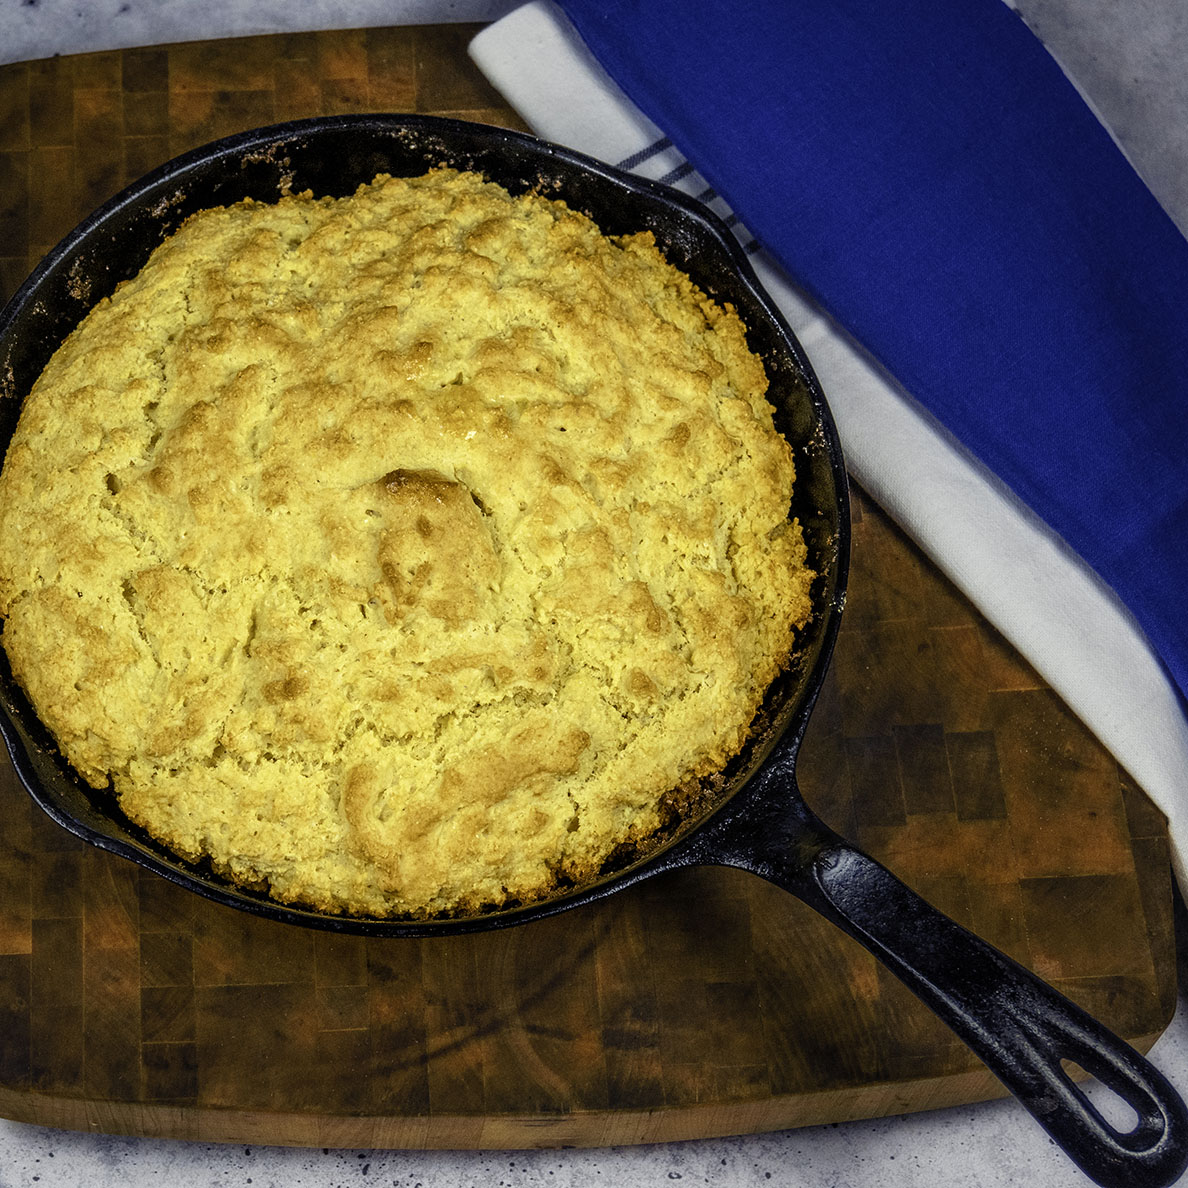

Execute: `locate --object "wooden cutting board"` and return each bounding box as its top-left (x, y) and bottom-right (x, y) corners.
top-left (0, 25), bottom-right (1176, 1148)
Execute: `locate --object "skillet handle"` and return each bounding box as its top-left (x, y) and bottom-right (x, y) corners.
top-left (729, 795), bottom-right (1188, 1188)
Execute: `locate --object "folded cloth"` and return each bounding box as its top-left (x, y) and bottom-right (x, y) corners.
top-left (470, 1), bottom-right (1188, 886)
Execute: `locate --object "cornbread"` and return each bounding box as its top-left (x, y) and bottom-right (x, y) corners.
top-left (0, 168), bottom-right (813, 918)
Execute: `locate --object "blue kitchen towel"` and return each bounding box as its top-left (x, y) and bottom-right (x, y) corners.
top-left (555, 0), bottom-right (1188, 706)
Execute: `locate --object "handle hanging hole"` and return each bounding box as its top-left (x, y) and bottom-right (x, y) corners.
top-left (1061, 1058), bottom-right (1142, 1136)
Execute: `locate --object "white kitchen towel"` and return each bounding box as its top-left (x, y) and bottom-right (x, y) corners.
top-left (469, 0), bottom-right (1188, 887)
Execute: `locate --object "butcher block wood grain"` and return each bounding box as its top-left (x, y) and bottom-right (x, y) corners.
top-left (0, 25), bottom-right (1176, 1149)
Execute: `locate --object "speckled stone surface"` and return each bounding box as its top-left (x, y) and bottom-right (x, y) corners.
top-left (0, 1), bottom-right (1186, 1186)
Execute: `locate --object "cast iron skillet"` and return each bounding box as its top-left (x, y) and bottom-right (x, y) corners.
top-left (0, 115), bottom-right (1183, 1188)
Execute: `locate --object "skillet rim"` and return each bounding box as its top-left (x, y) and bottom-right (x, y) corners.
top-left (0, 112), bottom-right (850, 936)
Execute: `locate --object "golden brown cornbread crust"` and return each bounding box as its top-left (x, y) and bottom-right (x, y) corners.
top-left (0, 169), bottom-right (813, 918)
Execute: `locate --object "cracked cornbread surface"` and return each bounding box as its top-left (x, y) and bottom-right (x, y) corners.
top-left (0, 169), bottom-right (813, 917)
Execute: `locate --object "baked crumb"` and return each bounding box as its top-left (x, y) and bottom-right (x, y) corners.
top-left (0, 169), bottom-right (813, 918)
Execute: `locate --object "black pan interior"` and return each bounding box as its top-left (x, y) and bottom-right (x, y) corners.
top-left (0, 114), bottom-right (849, 935)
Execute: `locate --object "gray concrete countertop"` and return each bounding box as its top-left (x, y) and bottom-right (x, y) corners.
top-left (1, 1), bottom-right (1186, 1185)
